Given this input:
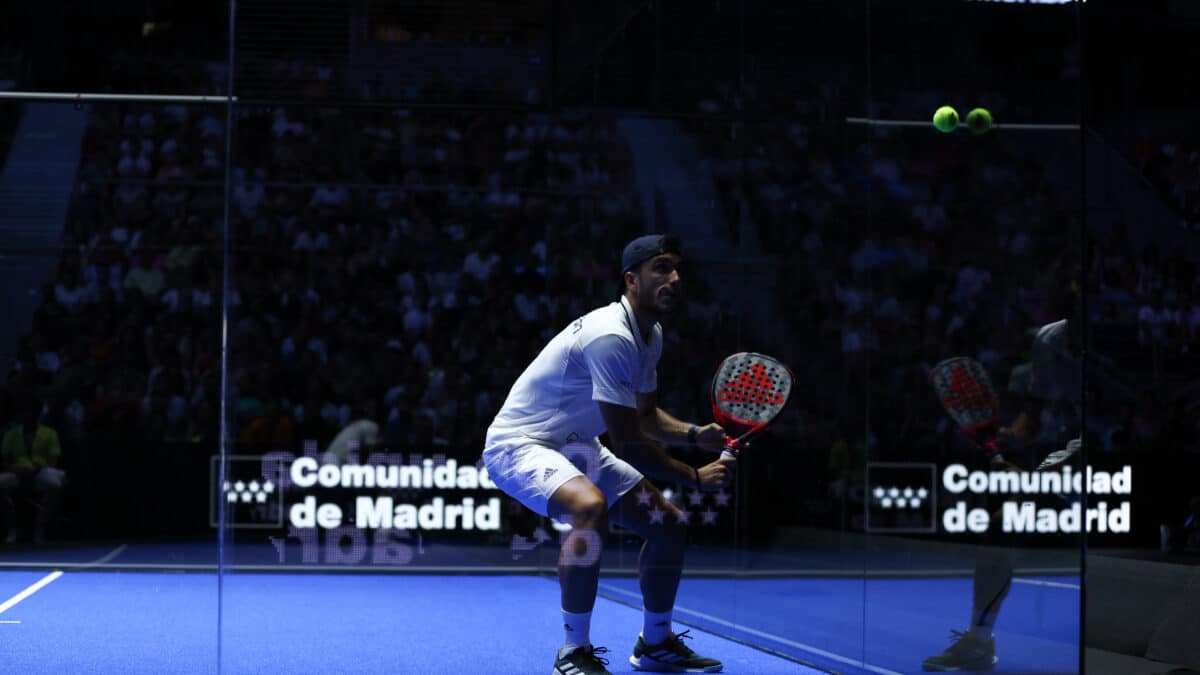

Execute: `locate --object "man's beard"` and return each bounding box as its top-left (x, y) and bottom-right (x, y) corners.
top-left (641, 285), bottom-right (676, 316)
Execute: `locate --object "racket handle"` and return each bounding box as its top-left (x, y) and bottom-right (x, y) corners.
top-left (720, 432), bottom-right (743, 459)
top-left (720, 422), bottom-right (763, 458)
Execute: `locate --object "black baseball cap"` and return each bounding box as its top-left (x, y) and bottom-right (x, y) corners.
top-left (621, 234), bottom-right (683, 273)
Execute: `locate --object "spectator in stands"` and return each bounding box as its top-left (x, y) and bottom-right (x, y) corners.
top-left (0, 393), bottom-right (66, 544)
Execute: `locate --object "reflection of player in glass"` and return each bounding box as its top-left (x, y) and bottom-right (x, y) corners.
top-left (923, 318), bottom-right (1081, 672)
top-left (483, 234), bottom-right (734, 674)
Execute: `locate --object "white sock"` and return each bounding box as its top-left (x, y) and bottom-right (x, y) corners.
top-left (562, 610), bottom-right (593, 653)
top-left (642, 608), bottom-right (673, 645)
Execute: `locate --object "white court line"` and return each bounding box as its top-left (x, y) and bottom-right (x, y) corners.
top-left (0, 571), bottom-right (63, 616)
top-left (598, 582), bottom-right (903, 675)
top-left (80, 545), bottom-right (128, 569)
top-left (0, 620), bottom-right (21, 624)
top-left (1014, 578), bottom-right (1080, 590)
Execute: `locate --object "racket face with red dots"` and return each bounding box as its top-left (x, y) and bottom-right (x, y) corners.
top-left (711, 352), bottom-right (794, 447)
top-left (929, 356), bottom-right (999, 433)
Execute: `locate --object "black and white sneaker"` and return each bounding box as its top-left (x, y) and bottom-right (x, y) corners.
top-left (922, 630), bottom-right (997, 671)
top-left (630, 630), bottom-right (723, 673)
top-left (1035, 438), bottom-right (1081, 472)
top-left (554, 644), bottom-right (612, 675)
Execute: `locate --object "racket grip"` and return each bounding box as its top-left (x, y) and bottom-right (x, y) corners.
top-left (720, 434), bottom-right (740, 460)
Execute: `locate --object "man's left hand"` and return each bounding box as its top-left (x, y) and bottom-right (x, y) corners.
top-left (692, 423), bottom-right (727, 453)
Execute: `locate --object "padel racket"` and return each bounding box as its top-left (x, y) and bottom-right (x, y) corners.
top-left (929, 356), bottom-right (1001, 456)
top-left (711, 352), bottom-right (794, 458)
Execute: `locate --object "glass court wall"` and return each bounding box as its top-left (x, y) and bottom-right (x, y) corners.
top-left (0, 1), bottom-right (229, 664)
top-left (5, 1), bottom-right (1166, 673)
top-left (857, 2), bottom-right (1085, 672)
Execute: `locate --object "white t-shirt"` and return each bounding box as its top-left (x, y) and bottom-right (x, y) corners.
top-left (489, 295), bottom-right (662, 447)
top-left (1031, 319), bottom-right (1080, 402)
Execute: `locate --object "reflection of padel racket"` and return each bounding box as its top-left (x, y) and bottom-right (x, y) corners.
top-left (711, 352), bottom-right (794, 459)
top-left (929, 357), bottom-right (1001, 456)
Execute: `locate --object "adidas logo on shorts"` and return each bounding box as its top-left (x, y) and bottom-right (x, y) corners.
top-left (543, 467), bottom-right (558, 482)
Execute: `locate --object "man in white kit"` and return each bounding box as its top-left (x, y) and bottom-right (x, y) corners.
top-left (483, 234), bottom-right (735, 674)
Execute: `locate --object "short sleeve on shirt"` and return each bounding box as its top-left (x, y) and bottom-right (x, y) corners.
top-left (582, 334), bottom-right (639, 408)
top-left (1030, 319), bottom-right (1079, 402)
top-left (637, 360), bottom-right (657, 393)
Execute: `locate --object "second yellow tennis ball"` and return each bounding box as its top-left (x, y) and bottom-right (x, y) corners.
top-left (933, 106), bottom-right (959, 133)
top-left (966, 108), bottom-right (994, 134)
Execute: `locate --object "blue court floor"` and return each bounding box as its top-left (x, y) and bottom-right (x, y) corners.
top-left (601, 575), bottom-right (1079, 674)
top-left (1, 571), bottom-right (825, 674)
top-left (0, 563), bottom-right (1079, 674)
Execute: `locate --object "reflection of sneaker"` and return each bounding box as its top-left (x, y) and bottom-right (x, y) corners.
top-left (1036, 438), bottom-right (1081, 471)
top-left (630, 630), bottom-right (723, 672)
top-left (555, 645), bottom-right (612, 675)
top-left (922, 630), bottom-right (996, 671)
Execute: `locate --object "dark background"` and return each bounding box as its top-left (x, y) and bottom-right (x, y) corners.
top-left (0, 0), bottom-right (1195, 559)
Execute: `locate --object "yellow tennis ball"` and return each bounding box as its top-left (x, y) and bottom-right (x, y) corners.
top-left (933, 106), bottom-right (959, 133)
top-left (966, 108), bottom-right (994, 134)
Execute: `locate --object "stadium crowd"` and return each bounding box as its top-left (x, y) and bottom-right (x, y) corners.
top-left (1139, 137), bottom-right (1200, 235)
top-left (0, 46), bottom-right (1196, 547)
top-left (676, 74), bottom-right (1198, 544)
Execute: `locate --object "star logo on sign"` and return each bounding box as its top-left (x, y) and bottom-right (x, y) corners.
top-left (235, 481), bottom-right (246, 492)
top-left (636, 487), bottom-right (652, 506)
top-left (249, 481), bottom-right (260, 493)
top-left (227, 491), bottom-right (238, 503)
top-left (688, 490), bottom-right (704, 507)
top-left (675, 509), bottom-right (692, 524)
top-left (700, 508), bottom-right (718, 525)
top-left (256, 492), bottom-right (269, 503)
top-left (262, 481), bottom-right (275, 494)
top-left (648, 506), bottom-right (665, 524)
top-left (713, 489), bottom-right (731, 507)
top-left (240, 491), bottom-right (252, 503)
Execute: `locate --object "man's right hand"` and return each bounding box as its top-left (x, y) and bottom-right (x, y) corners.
top-left (697, 456), bottom-right (737, 490)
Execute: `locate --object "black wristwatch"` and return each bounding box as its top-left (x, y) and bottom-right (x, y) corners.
top-left (687, 424), bottom-right (698, 445)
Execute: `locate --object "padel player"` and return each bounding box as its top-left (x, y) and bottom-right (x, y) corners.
top-left (923, 316), bottom-right (1082, 671)
top-left (483, 234), bottom-right (735, 674)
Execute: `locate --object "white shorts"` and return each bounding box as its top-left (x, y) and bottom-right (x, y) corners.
top-left (482, 430), bottom-right (644, 518)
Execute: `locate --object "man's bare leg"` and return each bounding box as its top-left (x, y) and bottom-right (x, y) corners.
top-left (611, 478), bottom-right (723, 672)
top-left (611, 479), bottom-right (686, 619)
top-left (549, 476), bottom-right (609, 652)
